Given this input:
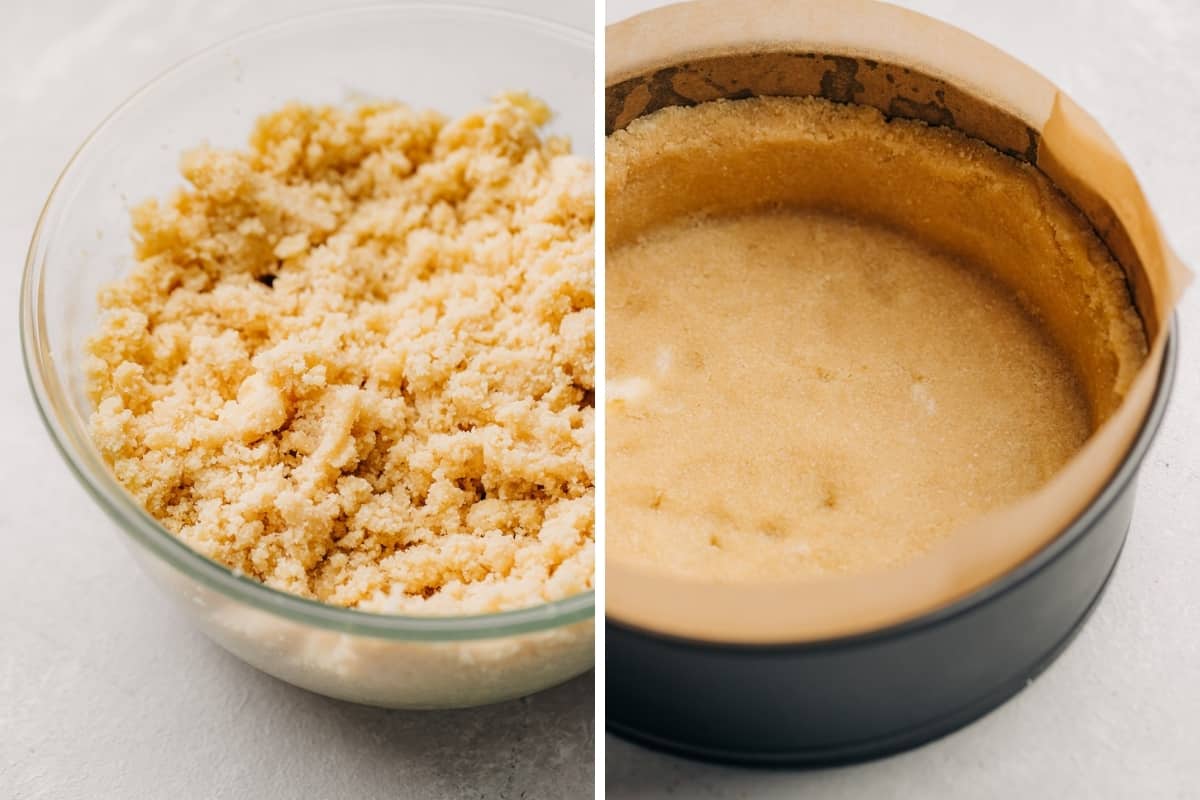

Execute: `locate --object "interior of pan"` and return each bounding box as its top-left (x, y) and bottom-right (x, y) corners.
top-left (602, 39), bottom-right (1183, 644)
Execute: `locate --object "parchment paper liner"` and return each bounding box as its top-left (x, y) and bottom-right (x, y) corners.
top-left (605, 0), bottom-right (1191, 644)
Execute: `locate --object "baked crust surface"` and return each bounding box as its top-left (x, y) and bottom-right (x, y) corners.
top-left (607, 97), bottom-right (1146, 581)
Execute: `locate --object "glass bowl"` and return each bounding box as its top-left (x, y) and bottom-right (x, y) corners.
top-left (20, 4), bottom-right (594, 709)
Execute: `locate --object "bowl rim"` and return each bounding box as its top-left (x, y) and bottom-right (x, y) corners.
top-left (20, 2), bottom-right (594, 642)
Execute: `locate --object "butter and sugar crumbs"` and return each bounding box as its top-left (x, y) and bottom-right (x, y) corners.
top-left (87, 93), bottom-right (595, 614)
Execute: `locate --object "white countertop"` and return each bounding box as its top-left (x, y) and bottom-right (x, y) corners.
top-left (0, 2), bottom-right (593, 798)
top-left (605, 0), bottom-right (1200, 797)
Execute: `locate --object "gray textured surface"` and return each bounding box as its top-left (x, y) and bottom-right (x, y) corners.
top-left (0, 1), bottom-right (594, 798)
top-left (605, 0), bottom-right (1200, 798)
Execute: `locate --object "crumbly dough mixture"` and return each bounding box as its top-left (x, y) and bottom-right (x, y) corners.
top-left (87, 93), bottom-right (594, 614)
top-left (606, 96), bottom-right (1146, 583)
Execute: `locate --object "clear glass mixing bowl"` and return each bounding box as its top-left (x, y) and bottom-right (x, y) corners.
top-left (20, 4), bottom-right (594, 709)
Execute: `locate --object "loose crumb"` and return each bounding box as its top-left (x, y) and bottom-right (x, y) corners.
top-left (87, 93), bottom-right (595, 615)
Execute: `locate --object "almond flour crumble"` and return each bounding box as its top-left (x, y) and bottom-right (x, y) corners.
top-left (87, 93), bottom-right (594, 614)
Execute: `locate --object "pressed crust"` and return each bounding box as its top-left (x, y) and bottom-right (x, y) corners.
top-left (606, 96), bottom-right (1146, 583)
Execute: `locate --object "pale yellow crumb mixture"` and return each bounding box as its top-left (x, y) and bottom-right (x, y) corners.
top-left (87, 93), bottom-right (595, 614)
